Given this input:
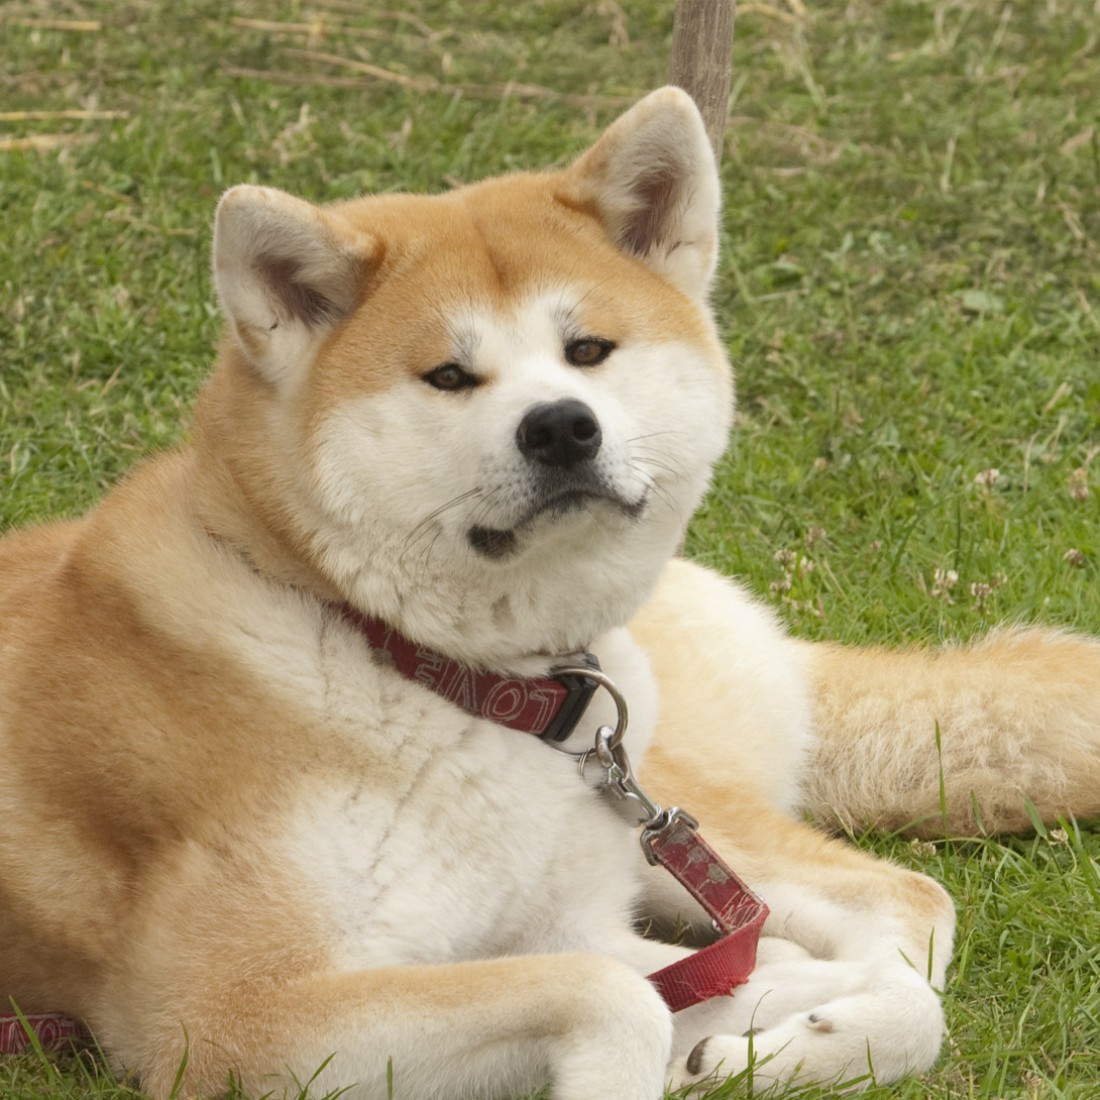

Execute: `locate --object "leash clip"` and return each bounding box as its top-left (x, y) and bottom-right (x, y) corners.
top-left (545, 664), bottom-right (769, 1012)
top-left (551, 667), bottom-right (697, 859)
top-left (591, 726), bottom-right (665, 823)
top-left (593, 725), bottom-right (699, 863)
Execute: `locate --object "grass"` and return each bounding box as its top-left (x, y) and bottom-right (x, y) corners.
top-left (2, 0), bottom-right (1099, 1097)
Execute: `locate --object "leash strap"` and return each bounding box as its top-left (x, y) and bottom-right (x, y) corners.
top-left (642, 814), bottom-right (769, 1012)
top-left (0, 1012), bottom-right (92, 1054)
top-left (567, 711), bottom-right (769, 1014)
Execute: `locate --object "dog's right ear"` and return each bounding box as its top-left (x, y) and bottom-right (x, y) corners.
top-left (213, 186), bottom-right (377, 386)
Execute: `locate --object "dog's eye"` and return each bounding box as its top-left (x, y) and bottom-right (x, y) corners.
top-left (564, 338), bottom-right (615, 368)
top-left (423, 363), bottom-right (478, 392)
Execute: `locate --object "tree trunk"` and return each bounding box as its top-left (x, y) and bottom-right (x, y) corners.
top-left (668, 0), bottom-right (736, 163)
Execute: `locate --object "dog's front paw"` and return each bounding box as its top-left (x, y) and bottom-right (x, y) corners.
top-left (668, 966), bottom-right (945, 1092)
top-left (668, 1008), bottom-right (858, 1092)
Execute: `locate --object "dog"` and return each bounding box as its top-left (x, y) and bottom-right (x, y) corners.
top-left (2, 86), bottom-right (1099, 1099)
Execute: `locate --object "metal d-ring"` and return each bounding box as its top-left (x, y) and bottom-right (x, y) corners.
top-left (549, 664), bottom-right (675, 833)
top-left (549, 664), bottom-right (629, 750)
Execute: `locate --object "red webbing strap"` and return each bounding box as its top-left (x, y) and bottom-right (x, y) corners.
top-left (338, 607), bottom-right (581, 737)
top-left (643, 815), bottom-right (769, 1013)
top-left (0, 1012), bottom-right (92, 1054)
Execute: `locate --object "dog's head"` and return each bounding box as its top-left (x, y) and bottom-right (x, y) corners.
top-left (199, 87), bottom-right (734, 668)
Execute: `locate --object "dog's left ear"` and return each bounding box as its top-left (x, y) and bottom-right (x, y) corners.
top-left (562, 86), bottom-right (721, 302)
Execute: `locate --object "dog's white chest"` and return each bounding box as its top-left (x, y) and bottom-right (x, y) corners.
top-left (267, 625), bottom-right (654, 970)
top-left (282, 719), bottom-right (641, 967)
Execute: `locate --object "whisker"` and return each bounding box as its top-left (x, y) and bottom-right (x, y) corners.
top-left (627, 462), bottom-right (682, 519)
top-left (630, 454), bottom-right (682, 479)
top-left (623, 429), bottom-right (683, 446)
top-left (462, 485), bottom-right (507, 532)
top-left (413, 487), bottom-right (484, 531)
top-left (628, 448), bottom-right (686, 481)
top-left (399, 487), bottom-right (485, 568)
top-left (404, 488), bottom-right (483, 545)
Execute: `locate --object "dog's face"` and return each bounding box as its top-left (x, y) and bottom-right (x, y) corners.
top-left (202, 89), bottom-right (733, 665)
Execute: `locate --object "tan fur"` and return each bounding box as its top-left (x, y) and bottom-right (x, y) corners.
top-left (0, 95), bottom-right (728, 1095)
top-left (636, 558), bottom-right (1100, 840)
top-left (192, 176), bottom-right (717, 607)
top-left (799, 630), bottom-right (1100, 836)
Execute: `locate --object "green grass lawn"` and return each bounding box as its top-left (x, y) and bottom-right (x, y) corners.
top-left (2, 0), bottom-right (1099, 1097)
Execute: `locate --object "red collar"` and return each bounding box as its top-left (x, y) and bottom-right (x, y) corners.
top-left (337, 605), bottom-right (601, 743)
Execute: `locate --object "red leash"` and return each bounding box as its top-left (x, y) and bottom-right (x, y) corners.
top-left (571, 703), bottom-right (769, 1013)
top-left (643, 814), bottom-right (768, 1011)
top-left (0, 1012), bottom-right (92, 1054)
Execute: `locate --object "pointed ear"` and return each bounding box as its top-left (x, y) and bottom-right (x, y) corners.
top-left (562, 86), bottom-right (721, 302)
top-left (213, 185), bottom-right (376, 386)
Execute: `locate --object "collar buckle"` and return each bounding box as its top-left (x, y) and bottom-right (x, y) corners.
top-left (542, 654), bottom-right (602, 742)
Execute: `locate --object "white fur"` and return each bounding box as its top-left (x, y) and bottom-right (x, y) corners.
top-left (670, 951), bottom-right (944, 1089)
top-left (307, 289), bottom-right (730, 669)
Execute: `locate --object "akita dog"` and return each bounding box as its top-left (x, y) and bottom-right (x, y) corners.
top-left (2, 87), bottom-right (1098, 1099)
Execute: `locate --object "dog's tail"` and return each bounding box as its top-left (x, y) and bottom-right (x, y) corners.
top-left (799, 628), bottom-right (1100, 837)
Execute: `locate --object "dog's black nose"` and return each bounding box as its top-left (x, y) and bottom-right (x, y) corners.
top-left (516, 399), bottom-right (602, 468)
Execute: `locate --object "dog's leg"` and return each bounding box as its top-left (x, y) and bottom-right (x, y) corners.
top-left (124, 955), bottom-right (673, 1100)
top-left (605, 869), bottom-right (944, 1090)
top-left (621, 786), bottom-right (949, 1088)
top-left (628, 783), bottom-right (951, 1088)
top-left (632, 557), bottom-right (954, 972)
top-left (635, 774), bottom-right (955, 979)
top-left (638, 555), bottom-right (1100, 838)
top-left (666, 950), bottom-right (945, 1091)
top-left (629, 559), bottom-right (952, 1087)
